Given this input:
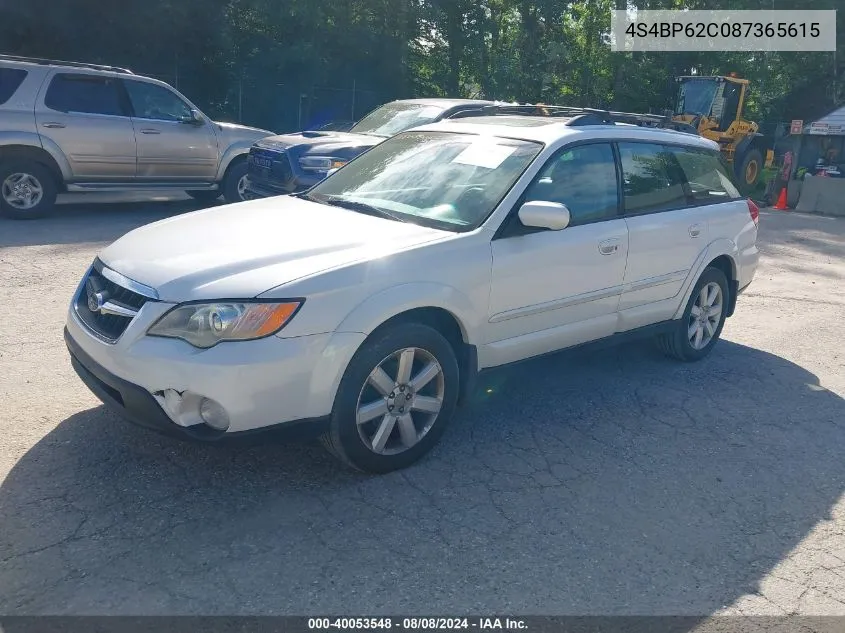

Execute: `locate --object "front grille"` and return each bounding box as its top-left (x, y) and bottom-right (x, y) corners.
top-left (248, 148), bottom-right (295, 190)
top-left (74, 263), bottom-right (152, 343)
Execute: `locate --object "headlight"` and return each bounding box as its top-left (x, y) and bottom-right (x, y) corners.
top-left (299, 156), bottom-right (347, 172)
top-left (147, 301), bottom-right (302, 349)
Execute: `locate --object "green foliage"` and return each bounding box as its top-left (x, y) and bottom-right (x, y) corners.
top-left (1, 0), bottom-right (842, 130)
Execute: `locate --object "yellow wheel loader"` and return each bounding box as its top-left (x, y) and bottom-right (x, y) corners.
top-left (673, 74), bottom-right (771, 191)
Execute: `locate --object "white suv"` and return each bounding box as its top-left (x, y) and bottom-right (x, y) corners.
top-left (65, 111), bottom-right (759, 473)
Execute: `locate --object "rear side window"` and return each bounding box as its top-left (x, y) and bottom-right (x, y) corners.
top-left (45, 73), bottom-right (126, 116)
top-left (618, 142), bottom-right (688, 215)
top-left (670, 147), bottom-right (741, 202)
top-left (0, 68), bottom-right (28, 105)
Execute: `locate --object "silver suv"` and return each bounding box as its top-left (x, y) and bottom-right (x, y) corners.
top-left (0, 55), bottom-right (274, 219)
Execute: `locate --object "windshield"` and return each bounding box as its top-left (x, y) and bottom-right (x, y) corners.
top-left (349, 103), bottom-right (448, 137)
top-left (676, 79), bottom-right (718, 116)
top-left (307, 131), bottom-right (542, 231)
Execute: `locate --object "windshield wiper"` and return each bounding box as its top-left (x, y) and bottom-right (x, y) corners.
top-left (294, 191), bottom-right (321, 203)
top-left (322, 196), bottom-right (408, 223)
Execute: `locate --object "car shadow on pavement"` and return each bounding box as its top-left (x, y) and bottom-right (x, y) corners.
top-left (0, 196), bottom-right (219, 249)
top-left (1, 339), bottom-right (844, 615)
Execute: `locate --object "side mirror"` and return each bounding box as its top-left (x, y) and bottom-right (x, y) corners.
top-left (180, 109), bottom-right (204, 125)
top-left (517, 200), bottom-right (571, 231)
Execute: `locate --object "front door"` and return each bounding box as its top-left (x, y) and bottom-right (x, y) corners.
top-left (122, 79), bottom-right (218, 182)
top-left (36, 72), bottom-right (137, 181)
top-left (484, 142), bottom-right (629, 368)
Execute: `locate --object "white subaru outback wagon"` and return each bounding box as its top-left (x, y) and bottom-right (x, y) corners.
top-left (65, 110), bottom-right (759, 473)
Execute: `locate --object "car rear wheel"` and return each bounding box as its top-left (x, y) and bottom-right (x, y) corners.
top-left (222, 160), bottom-right (249, 204)
top-left (0, 160), bottom-right (58, 220)
top-left (322, 323), bottom-right (459, 473)
top-left (657, 266), bottom-right (729, 362)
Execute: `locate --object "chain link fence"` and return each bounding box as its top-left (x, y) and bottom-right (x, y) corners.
top-left (138, 67), bottom-right (385, 134)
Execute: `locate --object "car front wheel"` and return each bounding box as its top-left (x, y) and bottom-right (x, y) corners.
top-left (657, 266), bottom-right (729, 362)
top-left (322, 323), bottom-right (459, 473)
top-left (222, 160), bottom-right (249, 204)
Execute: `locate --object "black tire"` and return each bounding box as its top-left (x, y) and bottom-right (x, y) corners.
top-left (185, 190), bottom-right (221, 203)
top-left (221, 159), bottom-right (248, 204)
top-left (0, 160), bottom-right (58, 220)
top-left (322, 322), bottom-right (460, 474)
top-left (736, 148), bottom-right (763, 192)
top-left (657, 266), bottom-right (730, 362)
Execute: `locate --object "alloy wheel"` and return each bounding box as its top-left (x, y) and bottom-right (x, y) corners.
top-left (688, 282), bottom-right (723, 350)
top-left (356, 347), bottom-right (445, 455)
top-left (237, 174), bottom-right (249, 200)
top-left (2, 173), bottom-right (44, 210)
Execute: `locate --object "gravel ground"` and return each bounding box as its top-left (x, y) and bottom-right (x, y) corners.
top-left (0, 195), bottom-right (844, 616)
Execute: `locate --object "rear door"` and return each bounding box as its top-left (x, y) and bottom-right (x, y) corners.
top-left (122, 78), bottom-right (218, 182)
top-left (36, 71), bottom-right (137, 181)
top-left (617, 142), bottom-right (736, 330)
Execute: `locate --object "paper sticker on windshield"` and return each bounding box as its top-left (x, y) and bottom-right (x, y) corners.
top-left (452, 143), bottom-right (516, 169)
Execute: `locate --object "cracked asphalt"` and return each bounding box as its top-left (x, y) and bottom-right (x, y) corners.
top-left (1, 194), bottom-right (844, 615)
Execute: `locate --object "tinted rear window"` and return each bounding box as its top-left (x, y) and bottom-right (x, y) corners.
top-left (670, 146), bottom-right (741, 203)
top-left (45, 73), bottom-right (126, 116)
top-left (618, 142), bottom-right (688, 215)
top-left (0, 68), bottom-right (28, 105)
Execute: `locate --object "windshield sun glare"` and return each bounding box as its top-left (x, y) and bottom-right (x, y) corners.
top-left (308, 131), bottom-right (542, 232)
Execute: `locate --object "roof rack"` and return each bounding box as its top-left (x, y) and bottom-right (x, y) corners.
top-left (0, 54), bottom-right (134, 75)
top-left (446, 103), bottom-right (700, 135)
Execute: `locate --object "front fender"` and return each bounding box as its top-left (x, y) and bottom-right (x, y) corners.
top-left (672, 238), bottom-right (738, 320)
top-left (0, 131), bottom-right (72, 181)
top-left (336, 282), bottom-right (484, 345)
top-left (216, 142), bottom-right (252, 181)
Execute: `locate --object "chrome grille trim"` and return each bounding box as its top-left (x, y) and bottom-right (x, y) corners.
top-left (95, 260), bottom-right (159, 300)
top-left (74, 259), bottom-right (157, 343)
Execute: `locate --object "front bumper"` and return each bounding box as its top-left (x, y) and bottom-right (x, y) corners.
top-left (65, 327), bottom-right (331, 442)
top-left (244, 177), bottom-right (317, 199)
top-left (65, 299), bottom-right (366, 438)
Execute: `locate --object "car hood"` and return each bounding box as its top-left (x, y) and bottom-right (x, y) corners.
top-left (213, 120), bottom-right (275, 142)
top-left (254, 130), bottom-right (382, 155)
top-left (98, 197), bottom-right (451, 302)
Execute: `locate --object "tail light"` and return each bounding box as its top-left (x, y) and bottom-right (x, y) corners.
top-left (747, 198), bottom-right (759, 226)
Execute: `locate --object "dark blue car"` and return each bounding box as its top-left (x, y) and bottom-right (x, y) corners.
top-left (244, 98), bottom-right (496, 198)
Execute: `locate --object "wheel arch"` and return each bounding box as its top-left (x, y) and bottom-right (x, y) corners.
top-left (673, 242), bottom-right (739, 320)
top-left (707, 254), bottom-right (739, 317)
top-left (336, 284), bottom-right (484, 406)
top-left (0, 142), bottom-right (67, 190)
top-left (216, 144), bottom-right (250, 182)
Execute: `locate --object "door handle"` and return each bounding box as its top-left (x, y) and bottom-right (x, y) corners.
top-left (689, 223), bottom-right (703, 238)
top-left (41, 122), bottom-right (66, 129)
top-left (140, 129), bottom-right (161, 135)
top-left (598, 239), bottom-right (620, 256)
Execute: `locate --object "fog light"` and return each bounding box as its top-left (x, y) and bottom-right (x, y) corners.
top-left (199, 397), bottom-right (230, 431)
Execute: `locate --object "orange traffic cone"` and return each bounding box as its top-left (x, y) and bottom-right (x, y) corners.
top-left (773, 187), bottom-right (789, 211)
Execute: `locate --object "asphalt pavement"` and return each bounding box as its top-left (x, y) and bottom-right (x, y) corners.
top-left (1, 195), bottom-right (844, 615)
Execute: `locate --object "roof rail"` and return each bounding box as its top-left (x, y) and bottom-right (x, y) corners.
top-left (0, 54), bottom-right (134, 75)
top-left (444, 102), bottom-right (700, 135)
top-left (566, 108), bottom-right (699, 134)
top-left (446, 103), bottom-right (577, 119)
